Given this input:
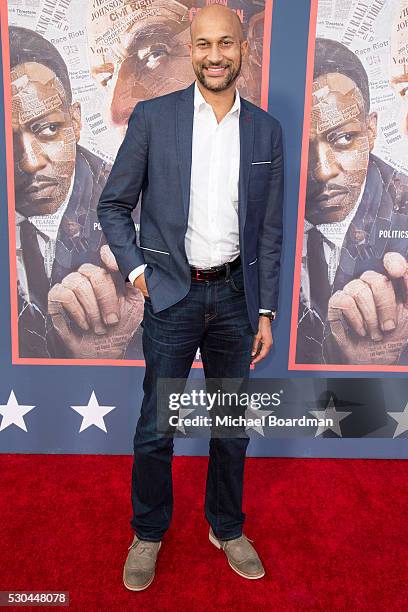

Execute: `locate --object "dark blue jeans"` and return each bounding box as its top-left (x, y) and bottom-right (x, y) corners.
top-left (131, 260), bottom-right (254, 542)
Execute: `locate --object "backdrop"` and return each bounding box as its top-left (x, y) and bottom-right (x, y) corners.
top-left (2, 0), bottom-right (408, 456)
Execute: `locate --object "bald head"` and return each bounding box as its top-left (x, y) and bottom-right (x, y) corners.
top-left (189, 4), bottom-right (247, 93)
top-left (190, 5), bottom-right (244, 43)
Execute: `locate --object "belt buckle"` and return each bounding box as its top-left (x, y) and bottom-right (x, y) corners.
top-left (193, 269), bottom-right (207, 281)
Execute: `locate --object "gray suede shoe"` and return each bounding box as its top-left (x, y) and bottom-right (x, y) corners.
top-left (123, 535), bottom-right (162, 591)
top-left (209, 528), bottom-right (265, 579)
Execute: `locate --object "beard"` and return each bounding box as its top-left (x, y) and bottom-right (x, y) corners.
top-left (193, 55), bottom-right (242, 92)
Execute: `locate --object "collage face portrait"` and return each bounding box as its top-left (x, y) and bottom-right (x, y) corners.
top-left (290, 0), bottom-right (408, 371)
top-left (6, 0), bottom-right (271, 364)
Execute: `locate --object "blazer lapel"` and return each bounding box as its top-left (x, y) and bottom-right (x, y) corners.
top-left (176, 83), bottom-right (195, 224)
top-left (238, 101), bottom-right (254, 228)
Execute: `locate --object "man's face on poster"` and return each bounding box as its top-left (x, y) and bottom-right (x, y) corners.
top-left (306, 72), bottom-right (377, 226)
top-left (86, 0), bottom-right (264, 135)
top-left (87, 0), bottom-right (193, 134)
top-left (11, 62), bottom-right (81, 216)
top-left (390, 0), bottom-right (408, 137)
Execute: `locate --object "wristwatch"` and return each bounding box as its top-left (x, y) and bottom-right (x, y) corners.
top-left (259, 310), bottom-right (277, 321)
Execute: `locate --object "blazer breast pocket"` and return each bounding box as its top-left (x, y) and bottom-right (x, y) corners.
top-left (248, 161), bottom-right (271, 200)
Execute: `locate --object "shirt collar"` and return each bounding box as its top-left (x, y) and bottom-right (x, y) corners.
top-left (194, 81), bottom-right (240, 116)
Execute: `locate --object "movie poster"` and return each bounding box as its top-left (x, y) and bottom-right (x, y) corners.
top-left (6, 0), bottom-right (271, 365)
top-left (290, 0), bottom-right (408, 371)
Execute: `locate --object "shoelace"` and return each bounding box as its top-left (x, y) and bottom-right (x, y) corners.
top-left (223, 534), bottom-right (254, 550)
top-left (128, 539), bottom-right (157, 557)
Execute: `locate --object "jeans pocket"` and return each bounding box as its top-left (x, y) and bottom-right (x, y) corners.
top-left (228, 268), bottom-right (245, 293)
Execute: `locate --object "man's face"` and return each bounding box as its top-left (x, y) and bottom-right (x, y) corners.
top-left (87, 0), bottom-right (194, 134)
top-left (189, 8), bottom-right (247, 93)
top-left (306, 72), bottom-right (377, 225)
top-left (390, 0), bottom-right (408, 137)
top-left (11, 62), bottom-right (80, 216)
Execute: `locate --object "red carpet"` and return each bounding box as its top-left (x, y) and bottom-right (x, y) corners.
top-left (1, 455), bottom-right (408, 611)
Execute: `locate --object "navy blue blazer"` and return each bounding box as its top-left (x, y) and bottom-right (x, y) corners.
top-left (97, 82), bottom-right (284, 334)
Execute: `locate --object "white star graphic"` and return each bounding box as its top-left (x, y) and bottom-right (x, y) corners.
top-left (71, 391), bottom-right (115, 433)
top-left (0, 390), bottom-right (35, 432)
top-left (245, 402), bottom-right (274, 436)
top-left (388, 401), bottom-right (408, 438)
top-left (309, 395), bottom-right (352, 438)
top-left (175, 408), bottom-right (195, 435)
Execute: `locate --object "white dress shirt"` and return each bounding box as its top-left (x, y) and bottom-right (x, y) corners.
top-left (185, 81), bottom-right (240, 267)
top-left (16, 171), bottom-right (75, 303)
top-left (128, 81), bottom-right (240, 282)
top-left (301, 179), bottom-right (366, 308)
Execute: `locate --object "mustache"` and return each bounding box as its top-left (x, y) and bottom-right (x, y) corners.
top-left (16, 174), bottom-right (59, 191)
top-left (307, 182), bottom-right (350, 200)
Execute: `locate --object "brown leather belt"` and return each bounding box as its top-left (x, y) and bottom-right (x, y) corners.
top-left (190, 255), bottom-right (241, 281)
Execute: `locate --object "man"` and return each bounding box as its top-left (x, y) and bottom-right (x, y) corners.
top-left (296, 38), bottom-right (408, 366)
top-left (10, 26), bottom-right (144, 359)
top-left (86, 0), bottom-right (265, 150)
top-left (98, 4), bottom-right (284, 589)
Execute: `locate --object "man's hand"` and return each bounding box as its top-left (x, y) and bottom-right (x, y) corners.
top-left (48, 245), bottom-right (145, 359)
top-left (324, 252), bottom-right (408, 365)
top-left (251, 316), bottom-right (273, 365)
top-left (132, 268), bottom-right (149, 297)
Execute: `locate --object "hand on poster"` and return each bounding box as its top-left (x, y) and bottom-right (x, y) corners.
top-left (324, 252), bottom-right (408, 365)
top-left (47, 245), bottom-right (144, 359)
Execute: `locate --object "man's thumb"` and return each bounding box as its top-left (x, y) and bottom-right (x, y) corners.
top-left (383, 252), bottom-right (408, 279)
top-left (100, 244), bottom-right (119, 272)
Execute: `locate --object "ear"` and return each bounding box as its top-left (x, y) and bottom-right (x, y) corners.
top-left (188, 41), bottom-right (192, 60)
top-left (241, 39), bottom-right (249, 59)
top-left (367, 111), bottom-right (377, 151)
top-left (70, 101), bottom-right (82, 143)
